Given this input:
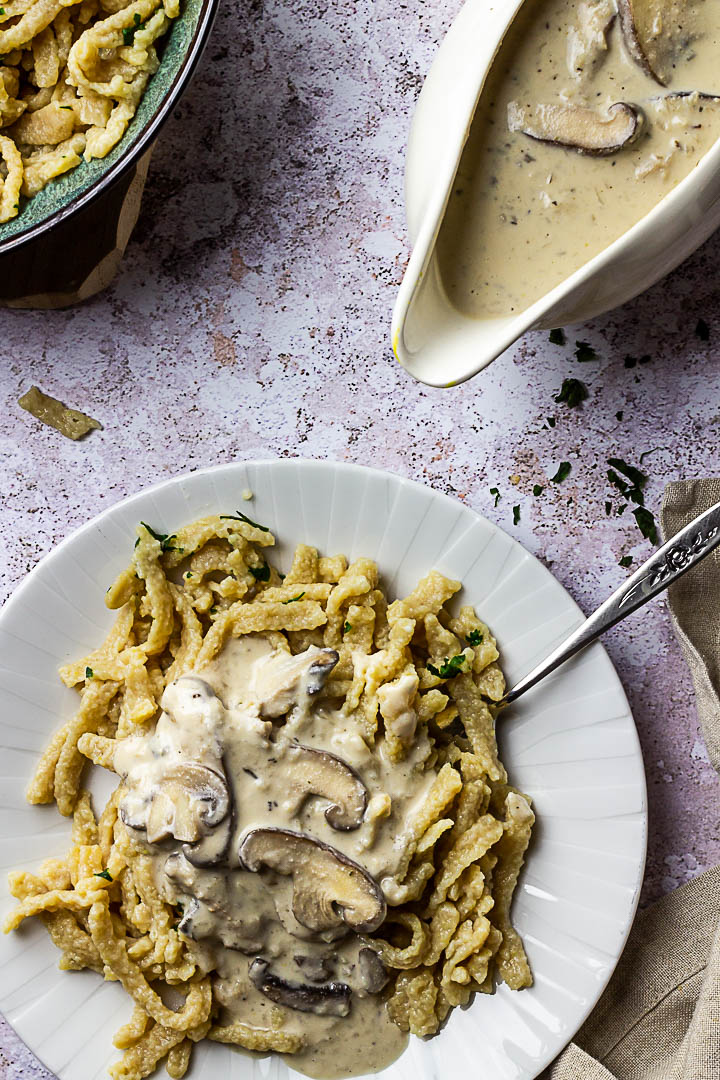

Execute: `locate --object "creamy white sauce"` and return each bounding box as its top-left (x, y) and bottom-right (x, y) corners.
top-left (115, 635), bottom-right (437, 1077)
top-left (438, 0), bottom-right (720, 317)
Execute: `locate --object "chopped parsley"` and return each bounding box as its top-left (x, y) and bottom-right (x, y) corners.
top-left (343, 621), bottom-right (352, 633)
top-left (619, 555), bottom-right (633, 568)
top-left (554, 377), bottom-right (588, 407)
top-left (282, 591), bottom-right (305, 604)
top-left (546, 416), bottom-right (556, 428)
top-left (249, 562), bottom-right (270, 582)
top-left (60, 105), bottom-right (73, 109)
top-left (512, 504), bottom-right (520, 525)
top-left (427, 654), bottom-right (467, 679)
top-left (616, 410), bottom-right (624, 421)
top-left (94, 869), bottom-right (112, 882)
top-left (185, 571), bottom-right (193, 578)
top-left (466, 629), bottom-right (483, 646)
top-left (607, 458), bottom-right (647, 505)
top-left (533, 484), bottom-right (544, 496)
top-left (220, 510), bottom-right (269, 532)
top-left (551, 461), bottom-right (572, 483)
top-left (549, 328), bottom-right (565, 345)
top-left (633, 506), bottom-right (658, 544)
top-left (122, 12), bottom-right (143, 44)
top-left (139, 522), bottom-right (179, 553)
top-left (0, 8), bottom-right (5, 13)
top-left (489, 486), bottom-right (500, 507)
top-left (604, 500), bottom-right (612, 516)
top-left (85, 666), bottom-right (93, 679)
top-left (574, 341), bottom-right (598, 363)
top-left (624, 354), bottom-right (652, 369)
top-left (696, 318), bottom-right (710, 341)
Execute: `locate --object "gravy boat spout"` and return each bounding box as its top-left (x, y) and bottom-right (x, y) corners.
top-left (393, 0), bottom-right (720, 388)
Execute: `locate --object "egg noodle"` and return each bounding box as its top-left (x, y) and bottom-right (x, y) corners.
top-left (0, 0), bottom-right (179, 222)
top-left (3, 513), bottom-right (534, 1080)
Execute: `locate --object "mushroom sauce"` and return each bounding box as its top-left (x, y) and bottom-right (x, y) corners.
top-left (438, 0), bottom-right (720, 317)
top-left (114, 634), bottom-right (441, 1078)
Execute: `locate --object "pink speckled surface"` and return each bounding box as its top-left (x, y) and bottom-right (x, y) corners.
top-left (2, 0), bottom-right (720, 1074)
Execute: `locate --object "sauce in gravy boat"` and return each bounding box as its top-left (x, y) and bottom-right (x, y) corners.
top-left (393, 0), bottom-right (720, 386)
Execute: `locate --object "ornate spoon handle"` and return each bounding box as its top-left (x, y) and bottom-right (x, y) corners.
top-left (503, 500), bottom-right (720, 706)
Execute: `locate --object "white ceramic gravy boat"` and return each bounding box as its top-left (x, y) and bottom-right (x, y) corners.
top-left (392, 0), bottom-right (720, 387)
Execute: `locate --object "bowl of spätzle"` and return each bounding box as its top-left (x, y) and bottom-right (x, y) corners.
top-left (0, 0), bottom-right (217, 300)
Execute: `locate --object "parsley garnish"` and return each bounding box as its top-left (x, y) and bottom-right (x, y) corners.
top-left (604, 500), bottom-right (612, 516)
top-left (220, 510), bottom-right (269, 532)
top-left (427, 655), bottom-right (467, 679)
top-left (282, 592), bottom-right (305, 604)
top-left (94, 869), bottom-right (112, 882)
top-left (122, 12), bottom-right (142, 44)
top-left (343, 621), bottom-right (352, 633)
top-left (616, 410), bottom-right (624, 421)
top-left (575, 341), bottom-right (598, 363)
top-left (0, 8), bottom-right (5, 13)
top-left (549, 328), bottom-right (565, 345)
top-left (696, 318), bottom-right (710, 341)
top-left (554, 377), bottom-right (588, 407)
top-left (249, 562), bottom-right (270, 582)
top-left (607, 458), bottom-right (647, 505)
top-left (489, 487), bottom-right (500, 507)
top-left (619, 556), bottom-right (633, 568)
top-left (185, 571), bottom-right (193, 578)
top-left (633, 506), bottom-right (658, 544)
top-left (546, 416), bottom-right (556, 428)
top-left (85, 666), bottom-right (94, 679)
top-left (512, 504), bottom-right (520, 525)
top-left (466, 629), bottom-right (483, 646)
top-left (139, 522), bottom-right (178, 552)
top-left (551, 462), bottom-right (571, 483)
top-left (533, 484), bottom-right (544, 496)
top-left (60, 105), bottom-right (72, 109)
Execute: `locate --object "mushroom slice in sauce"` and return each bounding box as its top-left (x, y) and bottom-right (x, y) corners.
top-left (507, 100), bottom-right (643, 155)
top-left (253, 647), bottom-right (340, 718)
top-left (285, 744), bottom-right (368, 830)
top-left (238, 828), bottom-right (386, 934)
top-left (618, 0), bottom-right (694, 85)
top-left (356, 947), bottom-right (389, 993)
top-left (249, 958), bottom-right (351, 1017)
top-left (137, 764), bottom-right (230, 844)
top-left (294, 954), bottom-right (333, 983)
top-left (183, 811), bottom-right (234, 868)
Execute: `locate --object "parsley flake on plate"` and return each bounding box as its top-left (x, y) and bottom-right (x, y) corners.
top-left (427, 654), bottom-right (467, 679)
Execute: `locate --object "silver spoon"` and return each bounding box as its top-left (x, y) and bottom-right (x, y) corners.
top-left (502, 500), bottom-right (720, 706)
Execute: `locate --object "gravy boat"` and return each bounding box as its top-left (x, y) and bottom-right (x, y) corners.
top-left (392, 0), bottom-right (720, 387)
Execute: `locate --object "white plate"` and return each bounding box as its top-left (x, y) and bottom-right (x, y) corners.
top-left (0, 460), bottom-right (647, 1080)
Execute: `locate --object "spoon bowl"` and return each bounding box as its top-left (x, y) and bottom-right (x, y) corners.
top-left (393, 0), bottom-right (720, 387)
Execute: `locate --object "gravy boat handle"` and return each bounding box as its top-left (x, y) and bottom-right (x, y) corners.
top-left (502, 501), bottom-right (720, 706)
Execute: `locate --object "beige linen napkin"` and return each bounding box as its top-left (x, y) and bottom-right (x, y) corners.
top-left (545, 479), bottom-right (720, 1080)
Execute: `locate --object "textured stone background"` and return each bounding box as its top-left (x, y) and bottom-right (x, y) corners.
top-left (2, 0), bottom-right (720, 1074)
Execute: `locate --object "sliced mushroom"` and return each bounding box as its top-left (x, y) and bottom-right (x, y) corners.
top-left (238, 828), bottom-right (386, 934)
top-left (618, 0), bottom-right (696, 85)
top-left (249, 958), bottom-right (351, 1017)
top-left (183, 811), bottom-right (234, 868)
top-left (140, 764), bottom-right (230, 844)
top-left (294, 954), bottom-right (333, 983)
top-left (567, 0), bottom-right (615, 79)
top-left (253, 647), bottom-right (339, 717)
top-left (285, 744), bottom-right (367, 830)
top-left (507, 100), bottom-right (643, 155)
top-left (357, 947), bottom-right (389, 994)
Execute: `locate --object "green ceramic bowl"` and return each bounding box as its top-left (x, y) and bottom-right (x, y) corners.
top-left (0, 0), bottom-right (218, 252)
